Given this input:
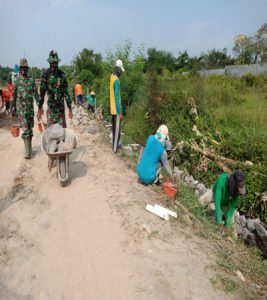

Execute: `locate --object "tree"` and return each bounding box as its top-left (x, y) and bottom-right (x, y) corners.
top-left (176, 51), bottom-right (190, 71)
top-left (61, 65), bottom-right (74, 81)
top-left (188, 55), bottom-right (206, 71)
top-left (144, 48), bottom-right (176, 74)
top-left (233, 34), bottom-right (253, 64)
top-left (78, 69), bottom-right (94, 86)
top-left (73, 48), bottom-right (103, 78)
top-left (0, 66), bottom-right (12, 85)
top-left (105, 41), bottom-right (146, 110)
top-left (233, 23), bottom-right (267, 64)
top-left (201, 48), bottom-right (235, 69)
top-left (251, 23), bottom-right (267, 63)
top-left (29, 67), bottom-right (42, 79)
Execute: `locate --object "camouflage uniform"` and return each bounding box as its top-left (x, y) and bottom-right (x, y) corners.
top-left (11, 59), bottom-right (40, 140)
top-left (39, 51), bottom-right (72, 128)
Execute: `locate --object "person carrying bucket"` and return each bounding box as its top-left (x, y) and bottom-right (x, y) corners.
top-left (137, 125), bottom-right (173, 185)
top-left (11, 58), bottom-right (40, 159)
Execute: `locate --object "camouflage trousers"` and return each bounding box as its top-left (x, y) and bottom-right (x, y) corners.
top-left (46, 108), bottom-right (66, 128)
top-left (18, 113), bottom-right (34, 139)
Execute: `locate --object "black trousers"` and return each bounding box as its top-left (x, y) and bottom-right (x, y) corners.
top-left (112, 114), bottom-right (121, 153)
top-left (88, 104), bottom-right (95, 113)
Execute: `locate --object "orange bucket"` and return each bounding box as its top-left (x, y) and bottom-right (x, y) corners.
top-left (10, 125), bottom-right (20, 137)
top-left (163, 181), bottom-right (177, 198)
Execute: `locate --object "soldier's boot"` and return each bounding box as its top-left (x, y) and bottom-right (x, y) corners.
top-left (24, 137), bottom-right (32, 159)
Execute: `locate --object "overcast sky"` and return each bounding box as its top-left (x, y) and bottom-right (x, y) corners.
top-left (0, 0), bottom-right (266, 68)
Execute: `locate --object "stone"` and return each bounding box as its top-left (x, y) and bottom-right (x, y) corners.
top-left (71, 119), bottom-right (79, 127)
top-left (242, 227), bottom-right (250, 240)
top-left (122, 146), bottom-right (133, 157)
top-left (247, 218), bottom-right (261, 232)
top-left (235, 222), bottom-right (243, 235)
top-left (209, 203), bottom-right (215, 211)
top-left (239, 215), bottom-right (247, 227)
top-left (129, 144), bottom-right (140, 152)
top-left (196, 183), bottom-right (207, 196)
top-left (194, 189), bottom-right (200, 196)
top-left (184, 175), bottom-right (195, 185)
top-left (64, 129), bottom-right (77, 151)
top-left (235, 270), bottom-right (246, 282)
top-left (173, 167), bottom-right (185, 181)
top-left (81, 117), bottom-right (89, 125)
top-left (246, 232), bottom-right (257, 247)
top-left (86, 121), bottom-right (98, 134)
top-left (79, 127), bottom-right (86, 134)
top-left (255, 223), bottom-right (267, 238)
top-left (241, 228), bottom-right (257, 247)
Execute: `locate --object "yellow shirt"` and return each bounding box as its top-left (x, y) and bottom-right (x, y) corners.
top-left (109, 74), bottom-right (121, 115)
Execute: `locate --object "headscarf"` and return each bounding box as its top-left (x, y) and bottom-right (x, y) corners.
top-left (227, 170), bottom-right (246, 197)
top-left (155, 125), bottom-right (169, 145)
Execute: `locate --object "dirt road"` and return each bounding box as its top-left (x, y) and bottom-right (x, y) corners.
top-left (0, 111), bottom-right (232, 300)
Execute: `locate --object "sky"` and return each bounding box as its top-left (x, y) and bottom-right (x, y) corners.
top-left (0, 0), bottom-right (266, 68)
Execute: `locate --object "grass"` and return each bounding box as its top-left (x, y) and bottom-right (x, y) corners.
top-left (172, 182), bottom-right (267, 299)
top-left (215, 90), bottom-right (267, 146)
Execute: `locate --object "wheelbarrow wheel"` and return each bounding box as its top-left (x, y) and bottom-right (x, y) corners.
top-left (59, 157), bottom-right (66, 180)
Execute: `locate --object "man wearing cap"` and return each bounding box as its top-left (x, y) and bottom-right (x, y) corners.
top-left (110, 59), bottom-right (125, 153)
top-left (200, 170), bottom-right (246, 229)
top-left (137, 125), bottom-right (173, 185)
top-left (38, 50), bottom-right (72, 128)
top-left (11, 58), bottom-right (40, 158)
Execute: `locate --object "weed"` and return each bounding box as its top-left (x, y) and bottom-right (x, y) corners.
top-left (222, 276), bottom-right (237, 292)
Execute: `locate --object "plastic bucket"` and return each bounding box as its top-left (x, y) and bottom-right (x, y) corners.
top-left (10, 125), bottom-right (20, 137)
top-left (163, 182), bottom-right (177, 198)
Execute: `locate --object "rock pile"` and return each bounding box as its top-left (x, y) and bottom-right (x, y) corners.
top-left (235, 214), bottom-right (267, 258)
top-left (70, 106), bottom-right (98, 135)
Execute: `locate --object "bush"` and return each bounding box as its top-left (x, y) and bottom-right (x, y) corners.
top-left (241, 73), bottom-right (267, 87)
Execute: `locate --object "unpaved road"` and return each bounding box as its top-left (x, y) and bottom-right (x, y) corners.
top-left (0, 110), bottom-right (232, 300)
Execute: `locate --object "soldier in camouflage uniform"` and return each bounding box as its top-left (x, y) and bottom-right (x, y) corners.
top-left (38, 50), bottom-right (73, 128)
top-left (11, 58), bottom-right (40, 159)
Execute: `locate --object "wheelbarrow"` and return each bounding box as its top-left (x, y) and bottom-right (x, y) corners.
top-left (46, 150), bottom-right (74, 186)
top-left (41, 125), bottom-right (77, 186)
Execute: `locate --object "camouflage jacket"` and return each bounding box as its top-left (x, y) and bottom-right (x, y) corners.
top-left (11, 74), bottom-right (40, 117)
top-left (39, 68), bottom-right (72, 112)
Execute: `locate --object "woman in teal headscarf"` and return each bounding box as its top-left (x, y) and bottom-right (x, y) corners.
top-left (137, 125), bottom-right (173, 185)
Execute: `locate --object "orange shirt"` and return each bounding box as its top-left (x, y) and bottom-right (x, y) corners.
top-left (1, 90), bottom-right (10, 102)
top-left (75, 84), bottom-right (83, 96)
top-left (7, 83), bottom-right (13, 100)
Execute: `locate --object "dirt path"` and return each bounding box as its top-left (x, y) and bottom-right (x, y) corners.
top-left (0, 111), bottom-right (232, 300)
